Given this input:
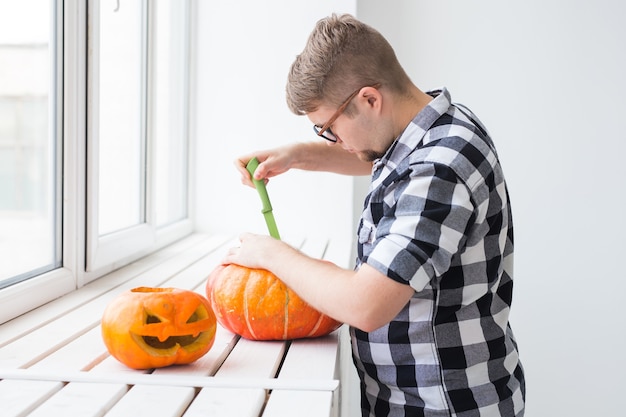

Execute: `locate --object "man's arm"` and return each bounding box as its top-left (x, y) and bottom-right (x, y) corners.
top-left (223, 233), bottom-right (414, 332)
top-left (235, 142), bottom-right (372, 187)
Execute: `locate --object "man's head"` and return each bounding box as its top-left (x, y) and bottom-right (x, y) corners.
top-left (286, 14), bottom-right (412, 116)
top-left (286, 14), bottom-right (422, 162)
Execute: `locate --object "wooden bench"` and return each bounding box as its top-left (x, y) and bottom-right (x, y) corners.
top-left (0, 233), bottom-right (353, 417)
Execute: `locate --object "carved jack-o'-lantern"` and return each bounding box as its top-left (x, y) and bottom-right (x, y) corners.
top-left (101, 287), bottom-right (216, 369)
top-left (206, 264), bottom-right (341, 340)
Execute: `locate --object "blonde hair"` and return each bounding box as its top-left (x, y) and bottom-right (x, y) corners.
top-left (286, 14), bottom-right (412, 115)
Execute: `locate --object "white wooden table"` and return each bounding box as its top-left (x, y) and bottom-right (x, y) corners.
top-left (0, 234), bottom-right (352, 417)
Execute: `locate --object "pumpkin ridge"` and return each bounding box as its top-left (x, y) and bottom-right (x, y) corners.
top-left (243, 275), bottom-right (258, 340)
top-left (283, 287), bottom-right (290, 340)
top-left (306, 312), bottom-right (324, 337)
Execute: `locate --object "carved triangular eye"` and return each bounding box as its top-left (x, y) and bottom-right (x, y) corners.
top-left (186, 312), bottom-right (199, 323)
top-left (147, 315), bottom-right (161, 324)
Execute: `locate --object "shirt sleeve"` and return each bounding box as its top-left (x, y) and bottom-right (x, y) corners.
top-left (363, 162), bottom-right (475, 292)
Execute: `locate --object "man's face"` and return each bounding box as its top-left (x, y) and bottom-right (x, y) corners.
top-left (308, 87), bottom-right (389, 162)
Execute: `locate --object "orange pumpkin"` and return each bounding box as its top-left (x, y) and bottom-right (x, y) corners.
top-left (101, 287), bottom-right (216, 369)
top-left (206, 264), bottom-right (341, 340)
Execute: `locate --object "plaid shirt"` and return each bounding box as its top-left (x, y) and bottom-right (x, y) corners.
top-left (352, 88), bottom-right (525, 417)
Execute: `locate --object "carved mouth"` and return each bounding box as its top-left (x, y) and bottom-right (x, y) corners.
top-left (141, 313), bottom-right (202, 348)
top-left (131, 312), bottom-right (214, 353)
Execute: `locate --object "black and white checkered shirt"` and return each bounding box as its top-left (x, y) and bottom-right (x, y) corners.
top-left (353, 88), bottom-right (525, 417)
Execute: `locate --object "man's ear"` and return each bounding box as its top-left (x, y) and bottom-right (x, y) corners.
top-left (360, 86), bottom-right (382, 110)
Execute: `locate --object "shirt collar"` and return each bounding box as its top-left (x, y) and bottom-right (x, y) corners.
top-left (373, 87), bottom-right (453, 172)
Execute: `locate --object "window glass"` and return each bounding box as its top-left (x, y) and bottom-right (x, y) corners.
top-left (0, 0), bottom-right (60, 288)
top-left (96, 0), bottom-right (145, 235)
top-left (153, 0), bottom-right (189, 227)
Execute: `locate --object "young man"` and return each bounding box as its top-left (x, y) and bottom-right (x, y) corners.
top-left (224, 14), bottom-right (525, 417)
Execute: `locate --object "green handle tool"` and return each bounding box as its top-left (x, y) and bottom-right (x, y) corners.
top-left (246, 157), bottom-right (281, 240)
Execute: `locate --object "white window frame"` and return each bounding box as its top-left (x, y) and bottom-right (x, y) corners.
top-left (85, 0), bottom-right (193, 278)
top-left (0, 0), bottom-right (196, 324)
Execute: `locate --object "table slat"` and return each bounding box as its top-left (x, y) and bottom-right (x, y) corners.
top-left (29, 326), bottom-right (107, 372)
top-left (0, 379), bottom-right (62, 417)
top-left (27, 382), bottom-right (128, 417)
top-left (105, 385), bottom-right (196, 417)
top-left (263, 390), bottom-right (334, 417)
top-left (279, 332), bottom-right (339, 380)
top-left (215, 337), bottom-right (286, 378)
top-left (182, 388), bottom-right (266, 417)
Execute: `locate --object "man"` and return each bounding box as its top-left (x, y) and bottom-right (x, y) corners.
top-left (224, 13), bottom-right (525, 417)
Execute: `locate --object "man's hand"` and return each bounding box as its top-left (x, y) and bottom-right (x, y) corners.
top-left (222, 233), bottom-right (279, 269)
top-left (234, 145), bottom-right (296, 188)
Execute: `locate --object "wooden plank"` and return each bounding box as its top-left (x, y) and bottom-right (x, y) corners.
top-left (215, 337), bottom-right (286, 378)
top-left (27, 382), bottom-right (128, 417)
top-left (90, 356), bottom-right (150, 374)
top-left (0, 379), bottom-right (62, 417)
top-left (278, 332), bottom-right (339, 380)
top-left (263, 390), bottom-right (334, 417)
top-left (0, 369), bottom-right (339, 391)
top-left (29, 326), bottom-right (108, 372)
top-left (183, 388), bottom-right (266, 417)
top-left (105, 385), bottom-right (195, 417)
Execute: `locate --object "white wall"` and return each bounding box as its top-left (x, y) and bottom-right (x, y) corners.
top-left (357, 1), bottom-right (626, 416)
top-left (194, 0), bottom-right (358, 244)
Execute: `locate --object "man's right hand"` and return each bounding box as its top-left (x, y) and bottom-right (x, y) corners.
top-left (234, 144), bottom-right (296, 188)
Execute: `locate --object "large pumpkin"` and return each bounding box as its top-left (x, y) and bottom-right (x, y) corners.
top-left (101, 287), bottom-right (217, 369)
top-left (206, 264), bottom-right (341, 340)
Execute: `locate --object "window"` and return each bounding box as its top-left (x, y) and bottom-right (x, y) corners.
top-left (86, 0), bottom-right (192, 275)
top-left (0, 0), bottom-right (194, 323)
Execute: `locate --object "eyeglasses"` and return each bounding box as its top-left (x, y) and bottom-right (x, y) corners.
top-left (313, 83), bottom-right (381, 143)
